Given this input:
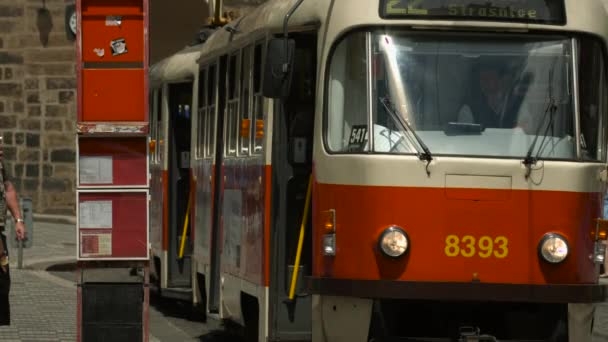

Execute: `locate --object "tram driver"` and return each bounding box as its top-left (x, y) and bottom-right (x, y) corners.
top-left (457, 61), bottom-right (521, 129)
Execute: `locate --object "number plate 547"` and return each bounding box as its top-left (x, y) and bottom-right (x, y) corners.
top-left (444, 235), bottom-right (508, 259)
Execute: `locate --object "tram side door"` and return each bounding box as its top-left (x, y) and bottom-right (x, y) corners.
top-left (208, 56), bottom-right (228, 312)
top-left (167, 82), bottom-right (193, 288)
top-left (269, 32), bottom-right (317, 340)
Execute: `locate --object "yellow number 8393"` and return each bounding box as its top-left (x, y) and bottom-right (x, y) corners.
top-left (444, 235), bottom-right (509, 259)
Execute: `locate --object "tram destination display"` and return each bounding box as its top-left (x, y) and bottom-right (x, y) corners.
top-left (380, 0), bottom-right (566, 24)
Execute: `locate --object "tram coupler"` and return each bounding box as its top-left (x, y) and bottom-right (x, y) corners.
top-left (459, 327), bottom-right (497, 342)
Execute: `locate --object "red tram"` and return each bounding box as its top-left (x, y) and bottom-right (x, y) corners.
top-left (149, 0), bottom-right (608, 340)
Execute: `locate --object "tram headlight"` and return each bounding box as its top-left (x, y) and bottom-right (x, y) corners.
top-left (595, 242), bottom-right (606, 264)
top-left (538, 233), bottom-right (569, 264)
top-left (379, 226), bottom-right (409, 258)
top-left (322, 234), bottom-right (336, 256)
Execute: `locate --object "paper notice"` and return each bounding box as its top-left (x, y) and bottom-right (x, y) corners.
top-left (80, 230), bottom-right (112, 257)
top-left (79, 200), bottom-right (112, 229)
top-left (105, 16), bottom-right (122, 26)
top-left (80, 156), bottom-right (113, 184)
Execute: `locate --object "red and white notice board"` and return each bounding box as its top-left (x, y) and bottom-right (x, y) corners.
top-left (77, 190), bottom-right (148, 260)
top-left (76, 137), bottom-right (149, 260)
top-left (77, 137), bottom-right (149, 188)
top-left (76, 0), bottom-right (149, 261)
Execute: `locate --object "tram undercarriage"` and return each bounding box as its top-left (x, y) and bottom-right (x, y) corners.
top-left (313, 294), bottom-right (596, 342)
top-left (369, 300), bottom-right (569, 342)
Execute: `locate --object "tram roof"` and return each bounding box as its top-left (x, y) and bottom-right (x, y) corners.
top-left (198, 0), bottom-right (321, 62)
top-left (195, 0), bottom-right (608, 65)
top-left (150, 44), bottom-right (202, 86)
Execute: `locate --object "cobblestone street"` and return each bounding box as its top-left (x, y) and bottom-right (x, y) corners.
top-left (595, 301), bottom-right (608, 342)
top-left (0, 267), bottom-right (232, 341)
top-left (0, 269), bottom-right (76, 341)
top-left (0, 219), bottom-right (229, 342)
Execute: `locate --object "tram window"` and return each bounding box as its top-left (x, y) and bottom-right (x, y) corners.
top-left (229, 54), bottom-right (238, 99)
top-left (252, 42), bottom-right (265, 154)
top-left (326, 32), bottom-right (368, 152)
top-left (149, 90), bottom-right (157, 163)
top-left (206, 64), bottom-right (217, 158)
top-left (579, 37), bottom-right (607, 161)
top-left (326, 31), bottom-right (583, 159)
top-left (156, 88), bottom-right (164, 164)
top-left (239, 45), bottom-right (253, 156)
top-left (197, 68), bottom-right (207, 160)
top-left (226, 53), bottom-right (240, 157)
top-left (254, 43), bottom-right (263, 93)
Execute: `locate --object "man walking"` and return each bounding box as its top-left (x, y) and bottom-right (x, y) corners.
top-left (0, 136), bottom-right (26, 325)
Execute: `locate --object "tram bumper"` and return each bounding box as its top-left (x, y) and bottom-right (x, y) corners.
top-left (309, 278), bottom-right (607, 342)
top-left (307, 277), bottom-right (608, 303)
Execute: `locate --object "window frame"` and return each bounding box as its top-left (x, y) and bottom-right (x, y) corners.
top-left (225, 51), bottom-right (241, 158)
top-left (239, 45), bottom-right (254, 156)
top-left (206, 62), bottom-right (218, 159)
top-left (156, 87), bottom-right (165, 165)
top-left (577, 35), bottom-right (608, 162)
top-left (322, 28), bottom-right (603, 162)
top-left (196, 68), bottom-right (207, 160)
top-left (149, 89), bottom-right (158, 164)
top-left (252, 40), bottom-right (266, 155)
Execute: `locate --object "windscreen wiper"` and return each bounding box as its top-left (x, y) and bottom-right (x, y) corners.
top-left (523, 60), bottom-right (560, 179)
top-left (523, 99), bottom-right (557, 173)
top-left (380, 96), bottom-right (433, 175)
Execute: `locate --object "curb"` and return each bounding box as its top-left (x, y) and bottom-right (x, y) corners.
top-left (14, 256), bottom-right (76, 271)
top-left (33, 214), bottom-right (76, 225)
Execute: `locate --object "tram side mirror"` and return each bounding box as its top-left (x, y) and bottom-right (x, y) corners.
top-left (263, 38), bottom-right (295, 99)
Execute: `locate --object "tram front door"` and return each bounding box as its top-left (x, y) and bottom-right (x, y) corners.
top-left (167, 82), bottom-right (193, 292)
top-left (269, 31), bottom-right (317, 341)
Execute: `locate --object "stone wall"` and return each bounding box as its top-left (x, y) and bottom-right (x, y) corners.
top-left (0, 0), bottom-right (76, 216)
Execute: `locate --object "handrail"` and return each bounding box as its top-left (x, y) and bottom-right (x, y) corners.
top-left (178, 191), bottom-right (192, 259)
top-left (288, 175), bottom-right (312, 300)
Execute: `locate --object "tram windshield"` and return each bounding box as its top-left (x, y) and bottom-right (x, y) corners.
top-left (326, 31), bottom-right (607, 161)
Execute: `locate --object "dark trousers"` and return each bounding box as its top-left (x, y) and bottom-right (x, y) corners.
top-left (0, 233), bottom-right (10, 325)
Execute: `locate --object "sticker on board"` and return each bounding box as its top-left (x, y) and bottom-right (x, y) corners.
top-left (110, 38), bottom-right (127, 56)
top-left (93, 48), bottom-right (105, 58)
top-left (348, 125), bottom-right (368, 152)
top-left (81, 230), bottom-right (112, 257)
top-left (105, 16), bottom-right (122, 27)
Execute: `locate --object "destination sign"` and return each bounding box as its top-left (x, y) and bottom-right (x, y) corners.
top-left (379, 0), bottom-right (566, 25)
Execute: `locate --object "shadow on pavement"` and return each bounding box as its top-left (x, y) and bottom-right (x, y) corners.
top-left (150, 292), bottom-right (206, 323)
top-left (198, 329), bottom-right (244, 342)
top-left (46, 262), bottom-right (77, 272)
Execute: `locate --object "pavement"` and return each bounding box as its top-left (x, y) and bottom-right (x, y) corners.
top-left (0, 217), bottom-right (227, 342)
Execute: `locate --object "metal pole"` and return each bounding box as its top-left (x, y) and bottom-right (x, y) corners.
top-left (214, 0), bottom-right (222, 25)
top-left (17, 197), bottom-right (23, 269)
top-left (17, 239), bottom-right (22, 269)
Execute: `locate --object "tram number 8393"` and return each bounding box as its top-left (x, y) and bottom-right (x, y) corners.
top-left (444, 235), bottom-right (509, 259)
